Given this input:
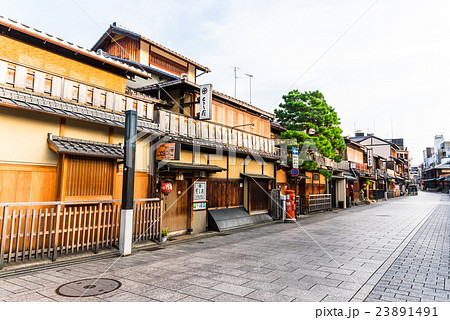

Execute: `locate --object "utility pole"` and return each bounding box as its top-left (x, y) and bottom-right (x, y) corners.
top-left (120, 110), bottom-right (137, 256)
top-left (230, 65), bottom-right (240, 98)
top-left (245, 73), bottom-right (253, 104)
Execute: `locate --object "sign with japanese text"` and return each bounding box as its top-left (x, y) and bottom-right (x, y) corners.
top-left (193, 181), bottom-right (207, 202)
top-left (156, 143), bottom-right (180, 160)
top-left (292, 147), bottom-right (299, 169)
top-left (199, 84), bottom-right (212, 120)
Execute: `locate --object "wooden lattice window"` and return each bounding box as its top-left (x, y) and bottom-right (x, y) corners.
top-left (66, 155), bottom-right (115, 198)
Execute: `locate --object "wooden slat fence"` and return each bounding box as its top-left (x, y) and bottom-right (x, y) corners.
top-left (0, 198), bottom-right (162, 269)
top-left (297, 194), bottom-right (332, 215)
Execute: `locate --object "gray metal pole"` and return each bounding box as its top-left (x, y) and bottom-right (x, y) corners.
top-left (120, 110), bottom-right (137, 256)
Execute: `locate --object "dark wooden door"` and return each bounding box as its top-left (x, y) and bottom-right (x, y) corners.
top-left (249, 179), bottom-right (269, 213)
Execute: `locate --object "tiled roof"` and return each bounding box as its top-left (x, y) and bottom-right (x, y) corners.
top-left (159, 162), bottom-right (225, 172)
top-left (0, 87), bottom-right (160, 133)
top-left (48, 134), bottom-right (123, 159)
top-left (92, 23), bottom-right (210, 72)
top-left (0, 16), bottom-right (151, 78)
top-left (136, 79), bottom-right (275, 120)
top-left (240, 173), bottom-right (275, 180)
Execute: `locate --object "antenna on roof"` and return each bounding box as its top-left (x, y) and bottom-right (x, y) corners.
top-left (230, 65), bottom-right (240, 98)
top-left (245, 73), bottom-right (253, 104)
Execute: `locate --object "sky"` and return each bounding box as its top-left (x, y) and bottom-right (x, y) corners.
top-left (1, 0), bottom-right (449, 165)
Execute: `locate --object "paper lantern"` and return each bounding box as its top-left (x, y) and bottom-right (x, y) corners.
top-left (161, 182), bottom-right (173, 195)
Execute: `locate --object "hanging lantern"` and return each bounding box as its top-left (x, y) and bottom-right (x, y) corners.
top-left (362, 183), bottom-right (366, 188)
top-left (161, 182), bottom-right (173, 195)
top-left (350, 184), bottom-right (354, 189)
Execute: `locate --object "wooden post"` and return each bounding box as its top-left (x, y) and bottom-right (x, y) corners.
top-left (52, 204), bottom-right (61, 261)
top-left (59, 155), bottom-right (69, 201)
top-left (95, 203), bottom-right (102, 254)
top-left (159, 199), bottom-right (163, 241)
top-left (0, 206), bottom-right (9, 270)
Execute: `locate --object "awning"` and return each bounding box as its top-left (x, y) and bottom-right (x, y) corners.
top-left (158, 162), bottom-right (225, 172)
top-left (240, 173), bottom-right (275, 180)
top-left (343, 174), bottom-right (357, 181)
top-left (332, 175), bottom-right (344, 180)
top-left (47, 134), bottom-right (123, 159)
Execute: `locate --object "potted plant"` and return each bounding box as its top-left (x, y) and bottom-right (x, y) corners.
top-left (161, 228), bottom-right (169, 243)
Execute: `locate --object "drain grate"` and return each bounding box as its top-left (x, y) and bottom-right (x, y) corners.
top-left (56, 278), bottom-right (121, 297)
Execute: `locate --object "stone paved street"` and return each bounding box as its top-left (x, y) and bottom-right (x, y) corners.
top-left (366, 200), bottom-right (450, 302)
top-left (0, 192), bottom-right (448, 302)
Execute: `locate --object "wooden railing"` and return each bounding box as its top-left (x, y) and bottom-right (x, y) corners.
top-left (0, 198), bottom-right (162, 269)
top-left (158, 109), bottom-right (276, 155)
top-left (0, 58), bottom-right (159, 120)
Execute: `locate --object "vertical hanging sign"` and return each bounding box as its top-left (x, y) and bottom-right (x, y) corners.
top-left (199, 84), bottom-right (212, 120)
top-left (292, 147), bottom-right (299, 169)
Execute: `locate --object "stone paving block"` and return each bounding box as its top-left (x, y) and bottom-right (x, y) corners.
top-left (272, 277), bottom-right (314, 290)
top-left (104, 292), bottom-right (157, 302)
top-left (177, 295), bottom-right (209, 302)
top-left (210, 273), bottom-right (251, 286)
top-left (338, 281), bottom-right (361, 291)
top-left (141, 287), bottom-right (187, 302)
top-left (212, 282), bottom-right (255, 297)
top-left (281, 287), bottom-right (327, 302)
top-left (178, 285), bottom-right (222, 300)
top-left (184, 276), bottom-right (221, 288)
top-left (320, 294), bottom-right (350, 302)
top-left (211, 293), bottom-right (258, 302)
top-left (0, 280), bottom-right (28, 294)
top-left (245, 289), bottom-right (295, 302)
top-left (300, 275), bottom-right (343, 287)
top-left (308, 284), bottom-right (356, 299)
top-left (4, 291), bottom-right (56, 302)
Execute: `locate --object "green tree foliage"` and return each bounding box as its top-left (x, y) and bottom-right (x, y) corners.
top-left (275, 90), bottom-right (346, 164)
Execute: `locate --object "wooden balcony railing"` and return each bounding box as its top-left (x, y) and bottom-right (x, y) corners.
top-left (0, 198), bottom-right (162, 269)
top-left (0, 58), bottom-right (159, 120)
top-left (158, 109), bottom-right (277, 155)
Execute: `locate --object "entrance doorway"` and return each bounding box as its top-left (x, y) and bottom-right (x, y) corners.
top-left (161, 179), bottom-right (190, 235)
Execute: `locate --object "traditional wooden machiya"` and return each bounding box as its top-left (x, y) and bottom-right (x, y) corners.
top-left (0, 16), bottom-right (280, 266)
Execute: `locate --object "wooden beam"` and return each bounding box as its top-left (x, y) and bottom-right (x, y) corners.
top-left (58, 154), bottom-right (69, 201)
top-left (59, 118), bottom-right (66, 137)
top-left (109, 127), bottom-right (114, 144)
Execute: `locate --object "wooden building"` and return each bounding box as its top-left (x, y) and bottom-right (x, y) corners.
top-left (90, 24), bottom-right (280, 235)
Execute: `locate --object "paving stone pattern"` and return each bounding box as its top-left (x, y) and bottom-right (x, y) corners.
top-left (366, 199), bottom-right (450, 302)
top-left (0, 192), bottom-right (444, 302)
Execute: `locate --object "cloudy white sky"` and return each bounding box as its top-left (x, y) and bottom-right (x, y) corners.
top-left (2, 0), bottom-right (449, 165)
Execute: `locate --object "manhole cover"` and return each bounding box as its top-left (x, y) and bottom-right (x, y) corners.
top-left (56, 278), bottom-right (121, 297)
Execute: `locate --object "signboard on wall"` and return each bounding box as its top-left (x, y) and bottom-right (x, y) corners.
top-left (193, 181), bottom-right (207, 202)
top-left (156, 143), bottom-right (180, 160)
top-left (193, 202), bottom-right (207, 210)
top-left (292, 147), bottom-right (299, 169)
top-left (367, 148), bottom-right (373, 167)
top-left (199, 84), bottom-right (213, 120)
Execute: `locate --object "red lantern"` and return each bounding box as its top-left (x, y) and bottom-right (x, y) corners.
top-left (161, 182), bottom-right (173, 195)
top-left (350, 185), bottom-right (354, 189)
top-left (362, 183), bottom-right (366, 187)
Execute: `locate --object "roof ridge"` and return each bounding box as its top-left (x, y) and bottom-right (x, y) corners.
top-left (0, 16), bottom-right (151, 78)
